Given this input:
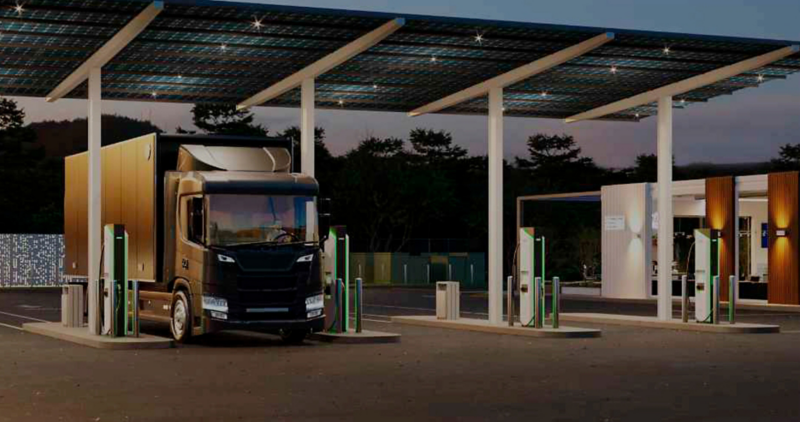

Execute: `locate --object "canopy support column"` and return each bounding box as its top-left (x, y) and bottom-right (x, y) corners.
top-left (301, 78), bottom-right (315, 177)
top-left (657, 96), bottom-right (673, 321)
top-left (488, 87), bottom-right (504, 325)
top-left (88, 67), bottom-right (102, 335)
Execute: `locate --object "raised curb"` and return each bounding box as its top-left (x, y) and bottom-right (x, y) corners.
top-left (23, 322), bottom-right (174, 349)
top-left (310, 329), bottom-right (401, 344)
top-left (392, 316), bottom-right (601, 338)
top-left (560, 313), bottom-right (780, 334)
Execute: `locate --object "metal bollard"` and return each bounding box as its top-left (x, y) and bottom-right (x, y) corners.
top-left (355, 278), bottom-right (363, 333)
top-left (336, 278), bottom-right (344, 333)
top-left (552, 277), bottom-right (560, 329)
top-left (681, 275), bottom-right (689, 323)
top-left (729, 275), bottom-right (736, 325)
top-left (713, 276), bottom-right (720, 325)
top-left (534, 277), bottom-right (543, 329)
top-left (507, 276), bottom-right (514, 327)
top-left (132, 280), bottom-right (140, 338)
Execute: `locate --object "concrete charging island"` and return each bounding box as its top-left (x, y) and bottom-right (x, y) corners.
top-left (560, 313), bottom-right (779, 334)
top-left (23, 323), bottom-right (174, 350)
top-left (392, 316), bottom-right (601, 339)
top-left (311, 329), bottom-right (401, 344)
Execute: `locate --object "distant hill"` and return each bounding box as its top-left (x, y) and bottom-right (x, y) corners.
top-left (30, 114), bottom-right (163, 158)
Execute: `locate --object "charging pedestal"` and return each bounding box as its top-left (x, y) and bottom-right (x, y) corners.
top-left (102, 224), bottom-right (140, 337)
top-left (694, 229), bottom-right (721, 324)
top-left (519, 228), bottom-right (546, 328)
top-left (324, 226), bottom-right (350, 333)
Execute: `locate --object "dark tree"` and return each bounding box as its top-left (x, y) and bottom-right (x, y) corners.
top-left (277, 126), bottom-right (332, 172)
top-left (631, 153), bottom-right (657, 182)
top-left (514, 133), bottom-right (604, 193)
top-left (191, 104), bottom-right (267, 136)
top-left (771, 143), bottom-right (800, 171)
top-left (408, 128), bottom-right (467, 162)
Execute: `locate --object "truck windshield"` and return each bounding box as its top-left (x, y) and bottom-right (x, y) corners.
top-left (206, 194), bottom-right (318, 247)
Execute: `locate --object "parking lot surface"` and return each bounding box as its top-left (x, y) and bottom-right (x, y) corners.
top-left (2, 288), bottom-right (800, 421)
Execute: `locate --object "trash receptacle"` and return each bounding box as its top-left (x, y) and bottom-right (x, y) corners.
top-left (436, 281), bottom-right (460, 320)
top-left (61, 284), bottom-right (84, 328)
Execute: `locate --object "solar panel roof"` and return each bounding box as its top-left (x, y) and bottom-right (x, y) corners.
top-left (1, 0), bottom-right (798, 121)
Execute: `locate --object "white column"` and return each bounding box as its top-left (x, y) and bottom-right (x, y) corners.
top-left (301, 78), bottom-right (315, 178)
top-left (88, 67), bottom-right (102, 334)
top-left (488, 87), bottom-right (504, 325)
top-left (657, 96), bottom-right (673, 321)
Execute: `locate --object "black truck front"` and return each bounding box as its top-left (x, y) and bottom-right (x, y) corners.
top-left (201, 245), bottom-right (325, 334)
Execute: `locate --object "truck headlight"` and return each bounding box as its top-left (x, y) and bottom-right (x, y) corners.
top-left (218, 255), bottom-right (236, 264)
top-left (305, 294), bottom-right (324, 311)
top-left (296, 254), bottom-right (314, 263)
top-left (203, 296), bottom-right (228, 313)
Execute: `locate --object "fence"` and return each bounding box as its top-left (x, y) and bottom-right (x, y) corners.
top-left (350, 252), bottom-right (486, 290)
top-left (0, 234), bottom-right (65, 287)
top-left (0, 234), bottom-right (488, 291)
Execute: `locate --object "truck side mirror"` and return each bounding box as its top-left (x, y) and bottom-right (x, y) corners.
top-left (319, 213), bottom-right (331, 244)
top-left (318, 198), bottom-right (331, 215)
top-left (317, 198), bottom-right (331, 243)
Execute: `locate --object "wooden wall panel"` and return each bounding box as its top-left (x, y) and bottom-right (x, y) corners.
top-left (706, 176), bottom-right (736, 301)
top-left (768, 172), bottom-right (800, 305)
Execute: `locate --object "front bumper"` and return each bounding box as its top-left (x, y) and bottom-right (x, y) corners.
top-left (204, 313), bottom-right (326, 334)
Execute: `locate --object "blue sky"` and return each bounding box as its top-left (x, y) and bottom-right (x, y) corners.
top-left (16, 0), bottom-right (800, 167)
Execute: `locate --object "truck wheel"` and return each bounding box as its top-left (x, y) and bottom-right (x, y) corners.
top-left (170, 290), bottom-right (193, 343)
top-left (279, 329), bottom-right (307, 344)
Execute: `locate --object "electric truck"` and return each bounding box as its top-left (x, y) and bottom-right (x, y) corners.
top-left (64, 133), bottom-right (330, 343)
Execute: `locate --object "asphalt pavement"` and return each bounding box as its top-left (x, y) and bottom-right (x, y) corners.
top-left (2, 287), bottom-right (800, 421)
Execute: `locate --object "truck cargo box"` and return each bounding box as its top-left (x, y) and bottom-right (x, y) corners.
top-left (64, 133), bottom-right (290, 283)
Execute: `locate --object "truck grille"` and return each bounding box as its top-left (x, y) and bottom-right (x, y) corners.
top-left (235, 271), bottom-right (304, 306)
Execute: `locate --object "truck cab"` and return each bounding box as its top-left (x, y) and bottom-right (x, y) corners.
top-left (160, 145), bottom-right (329, 342)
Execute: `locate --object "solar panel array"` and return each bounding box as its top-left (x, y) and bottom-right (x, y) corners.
top-left (0, 0), bottom-right (798, 121)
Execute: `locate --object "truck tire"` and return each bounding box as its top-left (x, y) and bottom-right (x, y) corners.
top-left (170, 290), bottom-right (193, 343)
top-left (279, 329), bottom-right (307, 344)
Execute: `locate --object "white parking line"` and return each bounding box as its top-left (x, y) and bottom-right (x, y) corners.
top-left (0, 310), bottom-right (49, 323)
top-left (0, 322), bottom-right (23, 331)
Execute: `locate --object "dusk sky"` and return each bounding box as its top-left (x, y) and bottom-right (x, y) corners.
top-left (14, 0), bottom-right (800, 168)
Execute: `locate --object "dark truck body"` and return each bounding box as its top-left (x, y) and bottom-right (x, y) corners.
top-left (64, 133), bottom-right (326, 340)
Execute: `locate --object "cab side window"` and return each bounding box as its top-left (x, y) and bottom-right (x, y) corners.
top-left (188, 197), bottom-right (205, 246)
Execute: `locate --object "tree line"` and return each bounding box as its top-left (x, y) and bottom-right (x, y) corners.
top-left (1, 99), bottom-right (799, 278)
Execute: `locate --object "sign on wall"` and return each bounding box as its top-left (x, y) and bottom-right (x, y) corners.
top-left (604, 215), bottom-right (626, 231)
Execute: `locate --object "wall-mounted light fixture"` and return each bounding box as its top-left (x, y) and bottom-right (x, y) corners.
top-left (776, 229), bottom-right (789, 237)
